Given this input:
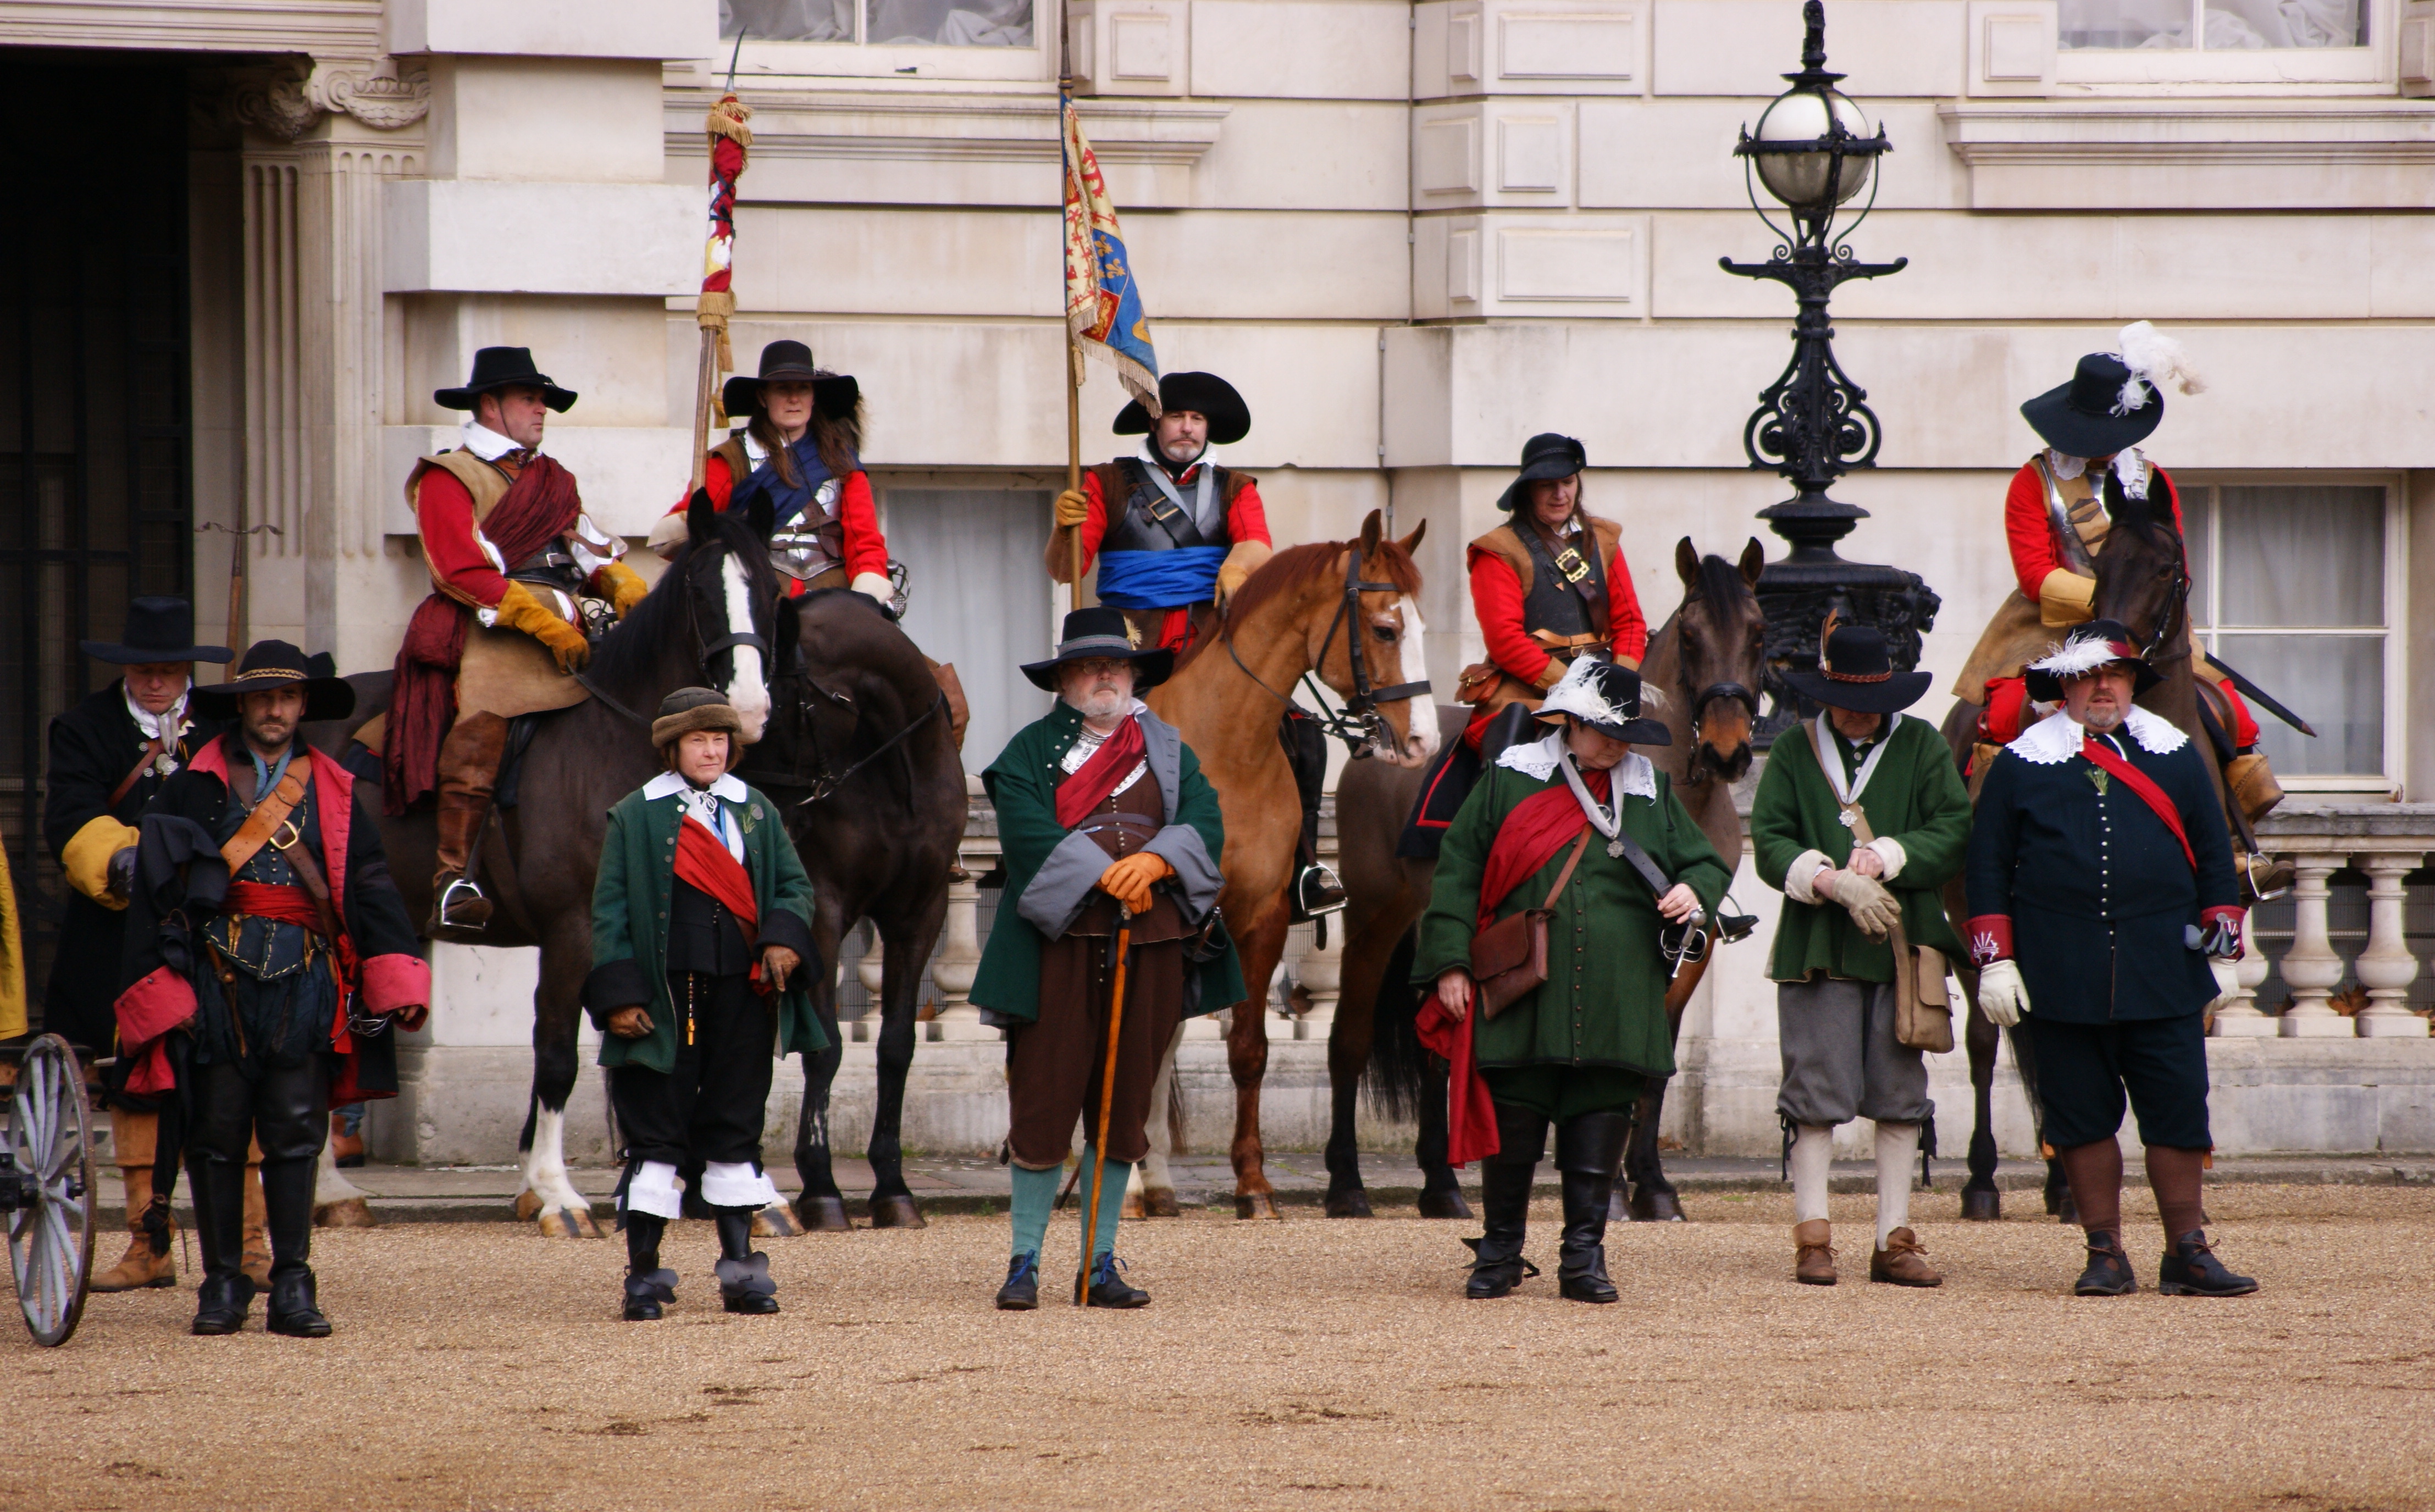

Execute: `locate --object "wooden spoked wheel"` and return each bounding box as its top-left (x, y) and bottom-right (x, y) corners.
top-left (3, 1034), bottom-right (96, 1347)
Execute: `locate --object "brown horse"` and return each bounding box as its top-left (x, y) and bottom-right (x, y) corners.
top-left (1326, 538), bottom-right (1767, 1220)
top-left (1138, 510), bottom-right (1438, 1219)
top-left (308, 497), bottom-right (788, 1235)
top-left (1935, 481), bottom-right (2242, 1221)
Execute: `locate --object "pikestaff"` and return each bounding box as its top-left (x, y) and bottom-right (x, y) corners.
top-left (690, 51), bottom-right (753, 494)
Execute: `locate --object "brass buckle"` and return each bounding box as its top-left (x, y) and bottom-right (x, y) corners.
top-left (269, 816), bottom-right (303, 852)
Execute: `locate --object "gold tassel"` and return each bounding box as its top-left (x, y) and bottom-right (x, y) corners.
top-left (705, 96), bottom-right (755, 149)
top-left (696, 289), bottom-right (735, 333)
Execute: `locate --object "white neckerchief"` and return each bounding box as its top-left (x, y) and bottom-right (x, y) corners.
top-left (1133, 437), bottom-right (1221, 537)
top-left (644, 769), bottom-right (746, 861)
top-left (459, 418), bottom-right (538, 462)
top-left (1808, 712), bottom-right (1903, 806)
top-left (124, 684), bottom-right (190, 746)
top-left (2046, 446), bottom-right (2148, 502)
top-left (1060, 699), bottom-right (1151, 800)
top-left (2006, 705), bottom-right (2188, 766)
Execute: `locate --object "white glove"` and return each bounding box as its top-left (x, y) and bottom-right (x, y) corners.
top-left (1830, 871), bottom-right (1901, 941)
top-left (850, 571), bottom-right (893, 605)
top-left (646, 511), bottom-right (688, 562)
top-left (1977, 959), bottom-right (2030, 1028)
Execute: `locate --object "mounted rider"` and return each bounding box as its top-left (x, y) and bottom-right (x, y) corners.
top-left (1048, 373), bottom-right (1335, 917)
top-left (388, 347), bottom-right (650, 932)
top-left (1955, 324), bottom-right (2284, 846)
top-left (113, 642), bottom-right (431, 1337)
top-left (651, 339), bottom-right (894, 607)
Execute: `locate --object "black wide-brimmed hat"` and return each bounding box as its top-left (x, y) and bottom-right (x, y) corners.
top-left (191, 640), bottom-right (356, 722)
top-left (2021, 353), bottom-right (2163, 458)
top-left (720, 339), bottom-right (860, 423)
top-left (1495, 433), bottom-right (1588, 513)
top-left (2024, 618), bottom-right (2162, 703)
top-left (1781, 619), bottom-right (1933, 716)
top-left (1535, 658), bottom-right (1669, 746)
top-left (81, 596), bottom-right (231, 666)
top-left (1021, 607), bottom-right (1175, 693)
top-left (435, 346), bottom-right (577, 414)
top-left (1113, 372), bottom-right (1250, 446)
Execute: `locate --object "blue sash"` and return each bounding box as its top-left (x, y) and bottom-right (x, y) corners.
top-left (727, 435), bottom-right (853, 531)
top-left (1096, 546), bottom-right (1227, 610)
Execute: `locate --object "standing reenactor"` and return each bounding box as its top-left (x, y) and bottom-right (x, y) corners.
top-left (113, 643), bottom-right (431, 1336)
top-left (1414, 660), bottom-right (1729, 1304)
top-left (1751, 619), bottom-right (1970, 1287)
top-left (1967, 622), bottom-right (2256, 1298)
top-left (41, 599), bottom-right (269, 1293)
top-left (970, 609), bottom-right (1242, 1310)
top-left (585, 689), bottom-right (823, 1322)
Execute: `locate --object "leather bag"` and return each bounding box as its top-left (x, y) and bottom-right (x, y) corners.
top-left (1844, 802), bottom-right (1953, 1054)
top-left (1468, 829), bottom-right (1592, 1021)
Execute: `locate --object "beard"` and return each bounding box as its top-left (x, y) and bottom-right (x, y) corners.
top-left (2075, 697), bottom-right (2127, 733)
top-left (1158, 433), bottom-right (1204, 467)
top-left (1065, 684), bottom-right (1131, 722)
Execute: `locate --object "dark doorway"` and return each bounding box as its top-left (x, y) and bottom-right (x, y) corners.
top-left (0, 57), bottom-right (196, 1027)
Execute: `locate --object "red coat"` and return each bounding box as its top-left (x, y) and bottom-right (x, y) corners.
top-left (669, 452), bottom-right (888, 591)
top-left (416, 463), bottom-right (617, 612)
top-left (1467, 538), bottom-right (1647, 687)
top-left (2005, 459), bottom-right (2183, 603)
top-left (1069, 462), bottom-right (1271, 578)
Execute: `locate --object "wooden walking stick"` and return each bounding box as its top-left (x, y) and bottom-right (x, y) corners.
top-left (1076, 904), bottom-right (1132, 1305)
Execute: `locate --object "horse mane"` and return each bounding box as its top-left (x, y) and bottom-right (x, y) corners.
top-left (585, 508), bottom-right (770, 689)
top-left (1690, 552), bottom-right (1753, 614)
top-left (1217, 537), bottom-right (1423, 641)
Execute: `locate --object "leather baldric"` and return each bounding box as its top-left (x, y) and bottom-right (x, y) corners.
top-left (107, 736), bottom-right (173, 811)
top-left (224, 761), bottom-right (346, 949)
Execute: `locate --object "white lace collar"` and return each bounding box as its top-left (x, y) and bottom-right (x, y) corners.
top-left (1497, 731), bottom-right (1656, 801)
top-left (2046, 446), bottom-right (2148, 501)
top-left (644, 771), bottom-right (748, 803)
top-left (460, 418), bottom-right (538, 462)
top-left (2005, 705), bottom-right (2187, 766)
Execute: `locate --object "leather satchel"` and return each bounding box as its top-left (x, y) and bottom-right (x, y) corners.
top-left (1468, 829), bottom-right (1592, 1021)
top-left (1842, 801), bottom-right (1953, 1054)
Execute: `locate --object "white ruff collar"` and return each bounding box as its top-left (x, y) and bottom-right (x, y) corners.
top-left (1497, 731), bottom-right (1656, 801)
top-left (644, 771), bottom-right (748, 802)
top-left (461, 419), bottom-right (538, 462)
top-left (2006, 706), bottom-right (2187, 766)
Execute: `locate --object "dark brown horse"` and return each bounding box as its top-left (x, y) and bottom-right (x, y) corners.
top-left (1326, 538), bottom-right (1767, 1220)
top-left (736, 588), bottom-right (965, 1229)
top-left (1935, 482), bottom-right (2238, 1222)
top-left (309, 496), bottom-right (788, 1234)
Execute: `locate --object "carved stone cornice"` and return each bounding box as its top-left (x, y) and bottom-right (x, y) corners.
top-left (1940, 99), bottom-right (2435, 208)
top-left (665, 88), bottom-right (1227, 171)
top-left (234, 59), bottom-right (431, 142)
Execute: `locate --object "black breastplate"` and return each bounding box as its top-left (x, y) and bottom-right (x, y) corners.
top-left (1520, 524), bottom-right (1604, 639)
top-left (1098, 461), bottom-right (1231, 553)
top-left (510, 543), bottom-right (586, 594)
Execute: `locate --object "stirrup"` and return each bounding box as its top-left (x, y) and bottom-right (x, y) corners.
top-left (2240, 852), bottom-right (2292, 904)
top-left (1294, 862), bottom-right (1347, 917)
top-left (438, 875), bottom-right (490, 929)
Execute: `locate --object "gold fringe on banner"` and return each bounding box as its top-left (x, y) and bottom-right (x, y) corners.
top-left (706, 96), bottom-right (754, 148)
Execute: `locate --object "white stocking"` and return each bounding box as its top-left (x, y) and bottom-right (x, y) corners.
top-left (1874, 1120), bottom-right (1919, 1245)
top-left (1791, 1123), bottom-right (1834, 1225)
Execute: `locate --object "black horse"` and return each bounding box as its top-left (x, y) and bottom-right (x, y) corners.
top-left (741, 588), bottom-right (966, 1229)
top-left (310, 494), bottom-right (787, 1234)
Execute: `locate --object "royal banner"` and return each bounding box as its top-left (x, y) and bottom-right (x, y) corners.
top-left (1061, 97), bottom-right (1160, 414)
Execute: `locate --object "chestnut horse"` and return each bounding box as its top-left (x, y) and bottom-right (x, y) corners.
top-left (1326, 538), bottom-right (1767, 1220)
top-left (1133, 511), bottom-right (1438, 1219)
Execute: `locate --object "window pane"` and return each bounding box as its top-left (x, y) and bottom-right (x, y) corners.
top-left (2216, 485), bottom-right (2382, 627)
top-left (2203, 0), bottom-right (2363, 46)
top-left (2183, 485), bottom-right (2211, 629)
top-left (2215, 634), bottom-right (2382, 777)
top-left (2061, 0), bottom-right (2194, 47)
top-left (887, 489), bottom-right (1054, 773)
top-left (867, 0), bottom-right (1033, 45)
top-left (723, 0), bottom-right (853, 41)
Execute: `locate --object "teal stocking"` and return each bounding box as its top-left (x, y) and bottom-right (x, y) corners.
top-left (1009, 1162), bottom-right (1060, 1260)
top-left (1078, 1149), bottom-right (1132, 1260)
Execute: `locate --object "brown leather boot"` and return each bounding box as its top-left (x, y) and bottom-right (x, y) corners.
top-left (242, 1162), bottom-right (273, 1288)
top-left (1869, 1227), bottom-right (1944, 1287)
top-left (90, 1162), bottom-right (177, 1292)
top-left (1793, 1219), bottom-right (1836, 1286)
top-left (430, 712), bottom-right (509, 931)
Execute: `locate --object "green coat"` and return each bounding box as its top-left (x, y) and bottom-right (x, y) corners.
top-left (585, 777), bottom-right (828, 1073)
top-left (1750, 713), bottom-right (1970, 983)
top-left (970, 701), bottom-right (1246, 1024)
top-left (1412, 739), bottom-right (1731, 1078)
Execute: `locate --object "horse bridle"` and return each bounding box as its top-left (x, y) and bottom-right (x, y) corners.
top-left (571, 539), bottom-right (776, 729)
top-left (1226, 546), bottom-right (1431, 758)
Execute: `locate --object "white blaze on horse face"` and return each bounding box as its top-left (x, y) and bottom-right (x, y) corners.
top-left (721, 551), bottom-right (771, 744)
top-left (1394, 596), bottom-right (1440, 763)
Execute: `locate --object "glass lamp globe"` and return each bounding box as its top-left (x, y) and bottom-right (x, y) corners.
top-left (1751, 85), bottom-right (1873, 215)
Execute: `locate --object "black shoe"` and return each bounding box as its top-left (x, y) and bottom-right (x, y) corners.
top-left (191, 1273), bottom-right (256, 1336)
top-left (265, 1269), bottom-right (333, 1338)
top-left (623, 1268), bottom-right (677, 1321)
top-left (996, 1252), bottom-right (1041, 1311)
top-left (1083, 1253), bottom-right (1149, 1308)
top-left (1464, 1157), bottom-right (1537, 1299)
top-left (2159, 1230), bottom-right (2259, 1297)
top-left (2074, 1232), bottom-right (2138, 1297)
top-left (715, 1252), bottom-right (779, 1315)
top-left (1556, 1170), bottom-right (1619, 1304)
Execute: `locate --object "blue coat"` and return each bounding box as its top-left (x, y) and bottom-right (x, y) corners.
top-left (1965, 708), bottom-right (2238, 1024)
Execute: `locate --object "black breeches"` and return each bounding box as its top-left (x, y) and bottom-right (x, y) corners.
top-left (611, 972), bottom-right (774, 1168)
top-left (189, 1056), bottom-right (330, 1168)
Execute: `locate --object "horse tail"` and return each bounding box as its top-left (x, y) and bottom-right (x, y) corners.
top-left (1364, 926), bottom-right (1431, 1122)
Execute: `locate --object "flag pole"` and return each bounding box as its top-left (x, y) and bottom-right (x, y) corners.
top-left (693, 40), bottom-right (752, 495)
top-left (1060, 82), bottom-right (1084, 614)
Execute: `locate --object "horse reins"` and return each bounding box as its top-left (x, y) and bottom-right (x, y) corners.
top-left (787, 691), bottom-right (948, 806)
top-left (1224, 546), bottom-right (1430, 758)
top-left (572, 539), bottom-right (776, 729)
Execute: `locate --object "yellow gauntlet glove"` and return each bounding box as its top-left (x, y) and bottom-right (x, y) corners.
top-left (495, 580), bottom-right (591, 674)
top-left (1214, 540), bottom-right (1271, 610)
top-left (1054, 488), bottom-right (1091, 529)
top-left (596, 559), bottom-right (650, 618)
top-left (2038, 568), bottom-right (2096, 630)
top-left (1097, 851), bottom-right (1173, 915)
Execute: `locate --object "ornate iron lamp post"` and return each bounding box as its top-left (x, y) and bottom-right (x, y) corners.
top-left (1723, 0), bottom-right (1940, 745)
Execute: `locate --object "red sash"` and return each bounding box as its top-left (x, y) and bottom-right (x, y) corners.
top-left (2079, 736), bottom-right (2195, 870)
top-left (1056, 715), bottom-right (1148, 828)
top-left (674, 812), bottom-right (764, 987)
top-left (1417, 766), bottom-right (1611, 1166)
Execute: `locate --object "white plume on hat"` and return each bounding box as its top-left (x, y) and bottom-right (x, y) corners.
top-left (2027, 630), bottom-right (2136, 682)
top-left (1538, 655), bottom-right (1652, 727)
top-left (2112, 321), bottom-right (2205, 415)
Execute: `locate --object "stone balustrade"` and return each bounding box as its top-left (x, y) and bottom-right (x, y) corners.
top-left (2212, 805), bottom-right (2435, 1040)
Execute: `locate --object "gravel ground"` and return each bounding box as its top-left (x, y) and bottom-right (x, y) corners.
top-left (15, 1184), bottom-right (2434, 1512)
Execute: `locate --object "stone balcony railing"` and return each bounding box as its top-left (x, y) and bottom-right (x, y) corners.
top-left (2211, 805), bottom-right (2435, 1040)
